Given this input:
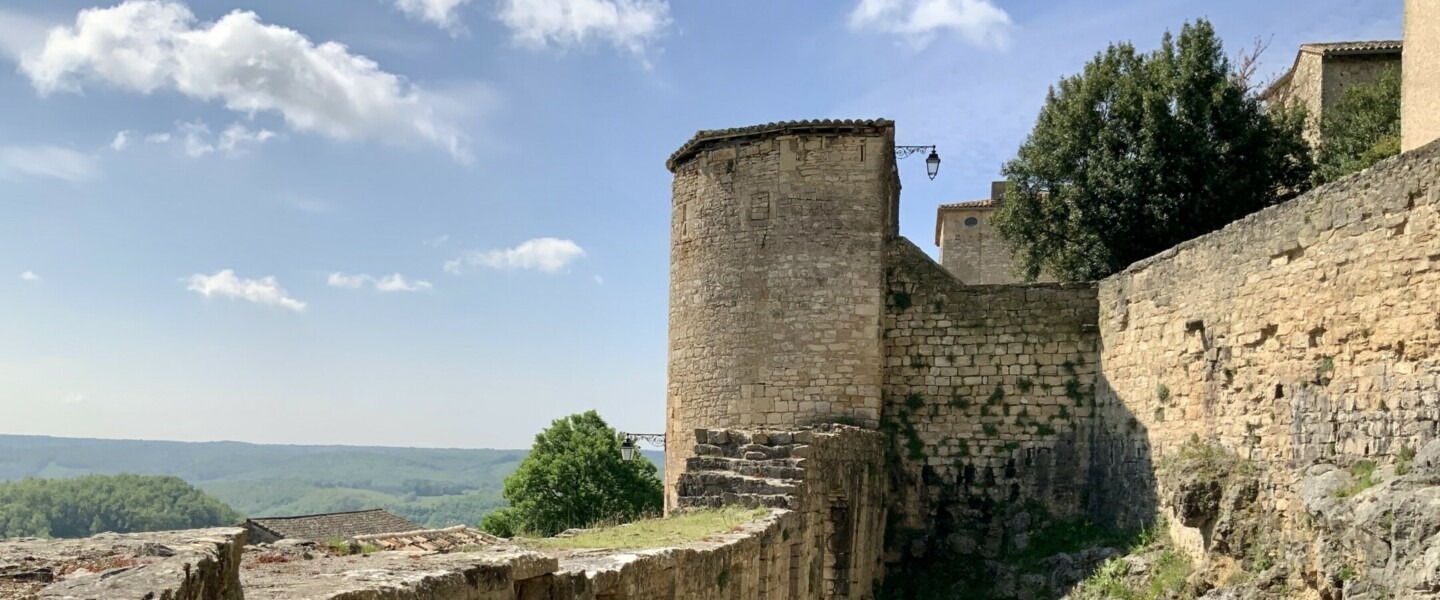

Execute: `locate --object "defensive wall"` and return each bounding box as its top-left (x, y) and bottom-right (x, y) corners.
top-left (1090, 141), bottom-right (1440, 536)
top-left (883, 238), bottom-right (1101, 556)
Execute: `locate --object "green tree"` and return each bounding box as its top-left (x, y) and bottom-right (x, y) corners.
top-left (0, 474), bottom-right (244, 539)
top-left (993, 20), bottom-right (1314, 281)
top-left (485, 411), bottom-right (662, 537)
top-left (1316, 67), bottom-right (1401, 183)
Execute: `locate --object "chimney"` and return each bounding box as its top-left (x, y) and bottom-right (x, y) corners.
top-left (990, 181), bottom-right (1008, 203)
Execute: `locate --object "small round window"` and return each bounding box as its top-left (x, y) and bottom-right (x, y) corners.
top-left (964, 217), bottom-right (979, 227)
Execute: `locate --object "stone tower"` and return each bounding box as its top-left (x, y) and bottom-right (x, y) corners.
top-left (664, 120), bottom-right (899, 509)
top-left (1404, 0), bottom-right (1440, 151)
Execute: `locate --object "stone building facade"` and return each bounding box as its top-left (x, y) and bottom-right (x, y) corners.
top-left (933, 181), bottom-right (1036, 285)
top-left (1262, 40), bottom-right (1402, 144)
top-left (1404, 0), bottom-right (1440, 151)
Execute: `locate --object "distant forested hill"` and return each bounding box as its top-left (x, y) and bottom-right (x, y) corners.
top-left (0, 435), bottom-right (663, 529)
top-left (0, 474), bottom-right (244, 539)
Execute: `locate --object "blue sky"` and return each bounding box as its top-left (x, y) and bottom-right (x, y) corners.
top-left (0, 0), bottom-right (1401, 449)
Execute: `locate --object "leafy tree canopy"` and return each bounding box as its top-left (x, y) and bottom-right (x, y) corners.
top-left (1317, 67), bottom-right (1401, 183)
top-left (994, 20), bottom-right (1314, 281)
top-left (483, 411), bottom-right (662, 537)
top-left (0, 474), bottom-right (244, 539)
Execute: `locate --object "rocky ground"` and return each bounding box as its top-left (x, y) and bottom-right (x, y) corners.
top-left (1057, 439), bottom-right (1440, 600)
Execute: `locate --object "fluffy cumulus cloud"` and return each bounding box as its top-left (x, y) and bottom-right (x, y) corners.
top-left (20, 271), bottom-right (41, 282)
top-left (393, 0), bottom-right (472, 33)
top-left (327, 272), bottom-right (433, 292)
top-left (19, 1), bottom-right (471, 161)
top-left (0, 146), bottom-right (99, 181)
top-left (445, 237), bottom-right (585, 274)
top-left (496, 0), bottom-right (670, 58)
top-left (185, 269), bottom-right (307, 312)
top-left (849, 0), bottom-right (1012, 49)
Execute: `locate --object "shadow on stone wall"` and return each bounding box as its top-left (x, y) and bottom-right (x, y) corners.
top-left (877, 240), bottom-right (1161, 599)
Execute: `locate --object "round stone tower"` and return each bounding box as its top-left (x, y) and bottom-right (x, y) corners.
top-left (664, 119), bottom-right (900, 509)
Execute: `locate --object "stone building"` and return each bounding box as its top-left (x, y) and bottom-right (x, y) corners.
top-left (1261, 40), bottom-right (1402, 144)
top-left (934, 180), bottom-right (1039, 285)
top-left (1404, 0), bottom-right (1440, 151)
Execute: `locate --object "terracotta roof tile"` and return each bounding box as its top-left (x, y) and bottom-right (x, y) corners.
top-left (1300, 40), bottom-right (1403, 55)
top-left (246, 509), bottom-right (420, 542)
top-left (667, 118), bottom-right (894, 171)
top-left (353, 526), bottom-right (503, 552)
top-left (937, 198), bottom-right (998, 210)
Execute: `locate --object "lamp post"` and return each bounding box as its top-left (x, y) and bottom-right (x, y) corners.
top-left (618, 432), bottom-right (666, 461)
top-left (895, 145), bottom-right (942, 180)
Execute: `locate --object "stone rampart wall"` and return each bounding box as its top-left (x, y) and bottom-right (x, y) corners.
top-left (882, 238), bottom-right (1100, 554)
top-left (677, 425), bottom-right (888, 598)
top-left (1094, 143), bottom-right (1440, 527)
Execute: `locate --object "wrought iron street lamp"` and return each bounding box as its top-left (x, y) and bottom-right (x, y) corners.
top-left (895, 145), bottom-right (942, 180)
top-left (618, 432), bottom-right (666, 461)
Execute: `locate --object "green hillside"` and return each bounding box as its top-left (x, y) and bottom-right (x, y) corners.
top-left (0, 435), bottom-right (663, 529)
top-left (0, 474), bottom-right (244, 539)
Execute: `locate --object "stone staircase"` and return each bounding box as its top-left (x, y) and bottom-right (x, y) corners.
top-left (675, 429), bottom-right (813, 511)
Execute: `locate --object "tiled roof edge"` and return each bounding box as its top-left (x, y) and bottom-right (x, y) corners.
top-left (666, 118), bottom-right (894, 172)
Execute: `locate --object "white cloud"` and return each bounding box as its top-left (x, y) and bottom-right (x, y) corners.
top-left (157, 120), bottom-right (276, 158)
top-left (0, 146), bottom-right (99, 181)
top-left (423, 234), bottom-right (450, 248)
top-left (445, 237), bottom-right (585, 274)
top-left (111, 130), bottom-right (132, 151)
top-left (849, 0), bottom-right (1012, 49)
top-left (394, 0), bottom-right (472, 33)
top-left (496, 0), bottom-right (670, 58)
top-left (327, 272), bottom-right (433, 292)
top-left (20, 271), bottom-right (41, 282)
top-left (185, 269), bottom-right (307, 311)
top-left (20, 1), bottom-right (472, 162)
top-left (593, 274), bottom-right (603, 285)
top-left (62, 392), bottom-right (86, 405)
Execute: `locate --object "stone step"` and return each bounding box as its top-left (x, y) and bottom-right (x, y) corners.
top-left (676, 471), bottom-right (800, 497)
top-left (691, 443), bottom-right (809, 460)
top-left (675, 493), bottom-right (797, 511)
top-left (684, 456), bottom-right (806, 480)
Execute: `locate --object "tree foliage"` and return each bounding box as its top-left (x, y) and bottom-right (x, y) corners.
top-left (1317, 67), bottom-right (1401, 183)
top-left (0, 474), bottom-right (244, 539)
top-left (483, 411), bottom-right (662, 537)
top-left (993, 20), bottom-right (1314, 281)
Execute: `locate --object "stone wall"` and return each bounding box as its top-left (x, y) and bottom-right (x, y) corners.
top-left (665, 120), bottom-right (899, 511)
top-left (1094, 143), bottom-right (1440, 531)
top-left (882, 238), bottom-right (1101, 554)
top-left (1405, 0), bottom-right (1440, 151)
top-left (677, 425), bottom-right (888, 598)
top-left (0, 528), bottom-right (245, 600)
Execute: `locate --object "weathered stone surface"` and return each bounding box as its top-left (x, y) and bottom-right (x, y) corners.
top-left (0, 528), bottom-right (244, 600)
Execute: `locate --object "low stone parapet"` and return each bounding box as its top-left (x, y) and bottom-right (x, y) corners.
top-left (0, 527), bottom-right (245, 600)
